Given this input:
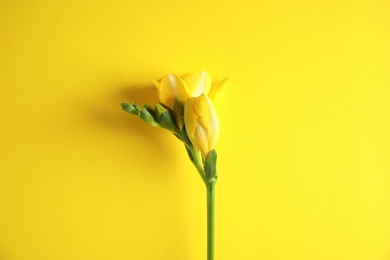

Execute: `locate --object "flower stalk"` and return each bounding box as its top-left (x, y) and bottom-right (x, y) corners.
top-left (207, 179), bottom-right (216, 260)
top-left (205, 149), bottom-right (217, 260)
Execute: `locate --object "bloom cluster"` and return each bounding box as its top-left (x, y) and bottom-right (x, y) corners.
top-left (121, 71), bottom-right (228, 183)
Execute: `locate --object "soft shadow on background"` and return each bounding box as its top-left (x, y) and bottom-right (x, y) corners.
top-left (81, 82), bottom-right (195, 258)
top-left (84, 83), bottom-right (170, 153)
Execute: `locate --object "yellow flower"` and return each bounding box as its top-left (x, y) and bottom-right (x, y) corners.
top-left (152, 71), bottom-right (229, 108)
top-left (184, 94), bottom-right (220, 157)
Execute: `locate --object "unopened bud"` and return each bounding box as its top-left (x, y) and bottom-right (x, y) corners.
top-left (173, 97), bottom-right (184, 129)
top-left (155, 103), bottom-right (177, 131)
top-left (139, 108), bottom-right (159, 127)
top-left (121, 102), bottom-right (140, 115)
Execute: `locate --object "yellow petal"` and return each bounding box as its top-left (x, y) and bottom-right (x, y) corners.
top-left (193, 95), bottom-right (211, 130)
top-left (208, 77), bottom-right (229, 100)
top-left (195, 122), bottom-right (209, 156)
top-left (184, 97), bottom-right (197, 139)
top-left (183, 71), bottom-right (212, 97)
top-left (196, 95), bottom-right (220, 151)
top-left (158, 73), bottom-right (189, 107)
top-left (185, 94), bottom-right (220, 156)
top-left (185, 97), bottom-right (209, 156)
top-left (152, 79), bottom-right (161, 89)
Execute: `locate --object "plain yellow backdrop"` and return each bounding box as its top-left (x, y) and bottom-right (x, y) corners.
top-left (1, 0), bottom-right (389, 259)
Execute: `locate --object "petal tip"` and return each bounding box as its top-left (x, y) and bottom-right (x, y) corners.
top-left (152, 79), bottom-right (160, 88)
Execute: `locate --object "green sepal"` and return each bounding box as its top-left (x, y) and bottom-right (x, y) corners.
top-left (204, 149), bottom-right (217, 181)
top-left (144, 104), bottom-right (159, 122)
top-left (173, 97), bottom-right (184, 129)
top-left (133, 103), bottom-right (142, 112)
top-left (155, 103), bottom-right (177, 131)
top-left (139, 108), bottom-right (160, 127)
top-left (121, 102), bottom-right (140, 115)
top-left (121, 102), bottom-right (160, 127)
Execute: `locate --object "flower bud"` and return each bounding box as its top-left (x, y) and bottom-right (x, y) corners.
top-left (139, 107), bottom-right (159, 127)
top-left (184, 94), bottom-right (220, 157)
top-left (173, 97), bottom-right (185, 130)
top-left (121, 102), bottom-right (160, 127)
top-left (155, 103), bottom-right (177, 131)
top-left (121, 102), bottom-right (141, 115)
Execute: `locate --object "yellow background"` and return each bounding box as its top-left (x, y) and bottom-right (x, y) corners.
top-left (1, 0), bottom-right (389, 259)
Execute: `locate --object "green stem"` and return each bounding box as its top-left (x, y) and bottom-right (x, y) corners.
top-left (185, 145), bottom-right (207, 184)
top-left (207, 178), bottom-right (216, 260)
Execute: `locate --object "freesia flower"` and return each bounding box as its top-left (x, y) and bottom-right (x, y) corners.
top-left (152, 71), bottom-right (229, 108)
top-left (184, 94), bottom-right (220, 157)
top-left (122, 70), bottom-right (227, 260)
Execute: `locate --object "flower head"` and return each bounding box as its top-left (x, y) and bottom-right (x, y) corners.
top-left (184, 94), bottom-right (220, 157)
top-left (152, 71), bottom-right (229, 108)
